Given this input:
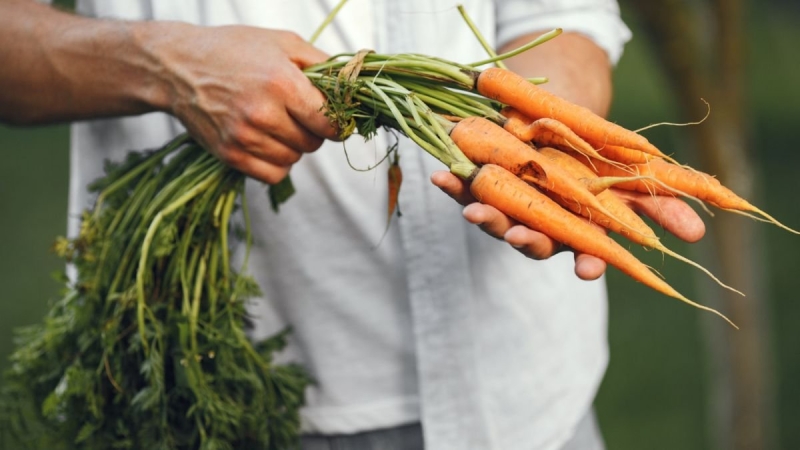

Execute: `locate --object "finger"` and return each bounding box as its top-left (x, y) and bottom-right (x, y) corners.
top-left (244, 110), bottom-right (325, 154)
top-left (232, 130), bottom-right (304, 168)
top-left (613, 189), bottom-right (705, 242)
top-left (245, 142), bottom-right (301, 167)
top-left (269, 31), bottom-right (339, 140)
top-left (286, 79), bottom-right (341, 141)
top-left (284, 67), bottom-right (341, 141)
top-left (277, 30), bottom-right (331, 69)
top-left (570, 213), bottom-right (610, 278)
top-left (463, 203), bottom-right (519, 240)
top-left (221, 150), bottom-right (290, 185)
top-left (431, 171), bottom-right (475, 205)
top-left (574, 253), bottom-right (607, 281)
top-left (504, 225), bottom-right (562, 260)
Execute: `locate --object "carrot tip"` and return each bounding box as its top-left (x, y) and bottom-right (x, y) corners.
top-left (724, 207), bottom-right (800, 235)
top-left (659, 244), bottom-right (745, 297)
top-left (676, 293), bottom-right (739, 329)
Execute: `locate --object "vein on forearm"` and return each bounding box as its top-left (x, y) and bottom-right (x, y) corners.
top-left (0, 0), bottom-right (171, 125)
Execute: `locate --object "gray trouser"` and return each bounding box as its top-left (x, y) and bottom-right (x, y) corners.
top-left (300, 409), bottom-right (604, 450)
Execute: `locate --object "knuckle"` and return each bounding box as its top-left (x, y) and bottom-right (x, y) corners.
top-left (478, 224), bottom-right (505, 241)
top-left (243, 104), bottom-right (279, 130)
top-left (228, 122), bottom-right (258, 148)
top-left (230, 119), bottom-right (264, 150)
top-left (253, 139), bottom-right (304, 166)
top-left (263, 167), bottom-right (289, 185)
top-left (279, 149), bottom-right (303, 165)
top-left (300, 135), bottom-right (324, 153)
top-left (522, 235), bottom-right (560, 260)
top-left (266, 72), bottom-right (298, 98)
top-left (521, 246), bottom-right (551, 261)
top-left (217, 146), bottom-right (244, 167)
top-left (282, 30), bottom-right (305, 44)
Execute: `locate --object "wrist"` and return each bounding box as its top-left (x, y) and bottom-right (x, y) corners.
top-left (127, 20), bottom-right (193, 115)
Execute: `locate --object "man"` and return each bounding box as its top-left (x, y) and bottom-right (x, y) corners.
top-left (0, 0), bottom-right (704, 448)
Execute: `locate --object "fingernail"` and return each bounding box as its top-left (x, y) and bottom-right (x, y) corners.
top-left (462, 204), bottom-right (478, 218)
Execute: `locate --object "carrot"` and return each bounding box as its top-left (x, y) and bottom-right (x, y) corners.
top-left (449, 116), bottom-right (642, 237)
top-left (584, 156), bottom-right (800, 232)
top-left (387, 151), bottom-right (403, 222)
top-left (579, 175), bottom-right (656, 196)
top-left (595, 144), bottom-right (658, 165)
top-left (538, 147), bottom-right (743, 295)
top-left (582, 156), bottom-right (717, 195)
top-left (476, 67), bottom-right (669, 159)
top-left (563, 150), bottom-right (717, 217)
top-left (500, 107), bottom-right (629, 169)
top-left (375, 152), bottom-right (403, 247)
top-left (469, 163), bottom-right (736, 327)
top-left (639, 162), bottom-right (798, 233)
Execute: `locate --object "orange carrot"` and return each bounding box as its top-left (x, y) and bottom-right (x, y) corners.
top-left (581, 156), bottom-right (719, 196)
top-left (476, 67), bottom-right (667, 158)
top-left (562, 149), bottom-right (714, 216)
top-left (375, 153), bottom-right (403, 247)
top-left (469, 163), bottom-right (736, 326)
top-left (595, 144), bottom-right (658, 165)
top-left (387, 152), bottom-right (403, 221)
top-left (579, 176), bottom-right (655, 196)
top-left (583, 156), bottom-right (799, 233)
top-left (500, 107), bottom-right (628, 169)
top-left (450, 116), bottom-right (639, 235)
top-left (538, 147), bottom-right (743, 295)
top-left (537, 147), bottom-right (654, 241)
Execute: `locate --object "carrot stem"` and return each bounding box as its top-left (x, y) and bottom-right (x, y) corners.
top-left (363, 80), bottom-right (477, 179)
top-left (309, 0), bottom-right (351, 44)
top-left (468, 28), bottom-right (562, 67)
top-left (457, 4), bottom-right (507, 70)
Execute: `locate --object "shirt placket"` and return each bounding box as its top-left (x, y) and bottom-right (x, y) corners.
top-left (376, 1), bottom-right (490, 447)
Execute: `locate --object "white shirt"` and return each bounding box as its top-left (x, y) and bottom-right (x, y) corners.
top-left (67, 1), bottom-right (631, 449)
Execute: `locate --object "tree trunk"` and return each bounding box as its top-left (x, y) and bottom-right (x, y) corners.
top-left (624, 1), bottom-right (776, 449)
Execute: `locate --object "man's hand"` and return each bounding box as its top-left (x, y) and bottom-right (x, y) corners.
top-left (0, 1), bottom-right (338, 184)
top-left (431, 171), bottom-right (706, 280)
top-left (149, 24), bottom-right (340, 184)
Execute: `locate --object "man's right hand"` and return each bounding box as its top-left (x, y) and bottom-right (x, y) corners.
top-left (147, 24), bottom-right (340, 184)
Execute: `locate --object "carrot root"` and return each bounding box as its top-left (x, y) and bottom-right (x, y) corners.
top-left (501, 109), bottom-right (630, 171)
top-left (469, 163), bottom-right (737, 328)
top-left (655, 243), bottom-right (745, 297)
top-left (579, 154), bottom-right (715, 216)
top-left (583, 175), bottom-right (657, 195)
top-left (722, 207), bottom-right (800, 235)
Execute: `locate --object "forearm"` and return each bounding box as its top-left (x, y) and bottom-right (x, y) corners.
top-left (500, 32), bottom-right (613, 117)
top-left (0, 0), bottom-right (173, 125)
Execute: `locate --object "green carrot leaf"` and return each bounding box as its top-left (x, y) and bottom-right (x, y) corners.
top-left (267, 175), bottom-right (296, 212)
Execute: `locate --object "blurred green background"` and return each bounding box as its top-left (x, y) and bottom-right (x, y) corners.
top-left (1, 1), bottom-right (798, 449)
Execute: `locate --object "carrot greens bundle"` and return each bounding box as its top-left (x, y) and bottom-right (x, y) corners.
top-left (1, 139), bottom-right (309, 450)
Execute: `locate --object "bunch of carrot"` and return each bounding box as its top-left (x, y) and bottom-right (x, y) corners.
top-left (302, 30), bottom-right (799, 329)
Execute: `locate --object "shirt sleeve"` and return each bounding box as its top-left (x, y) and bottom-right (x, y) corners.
top-left (495, 0), bottom-right (632, 65)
